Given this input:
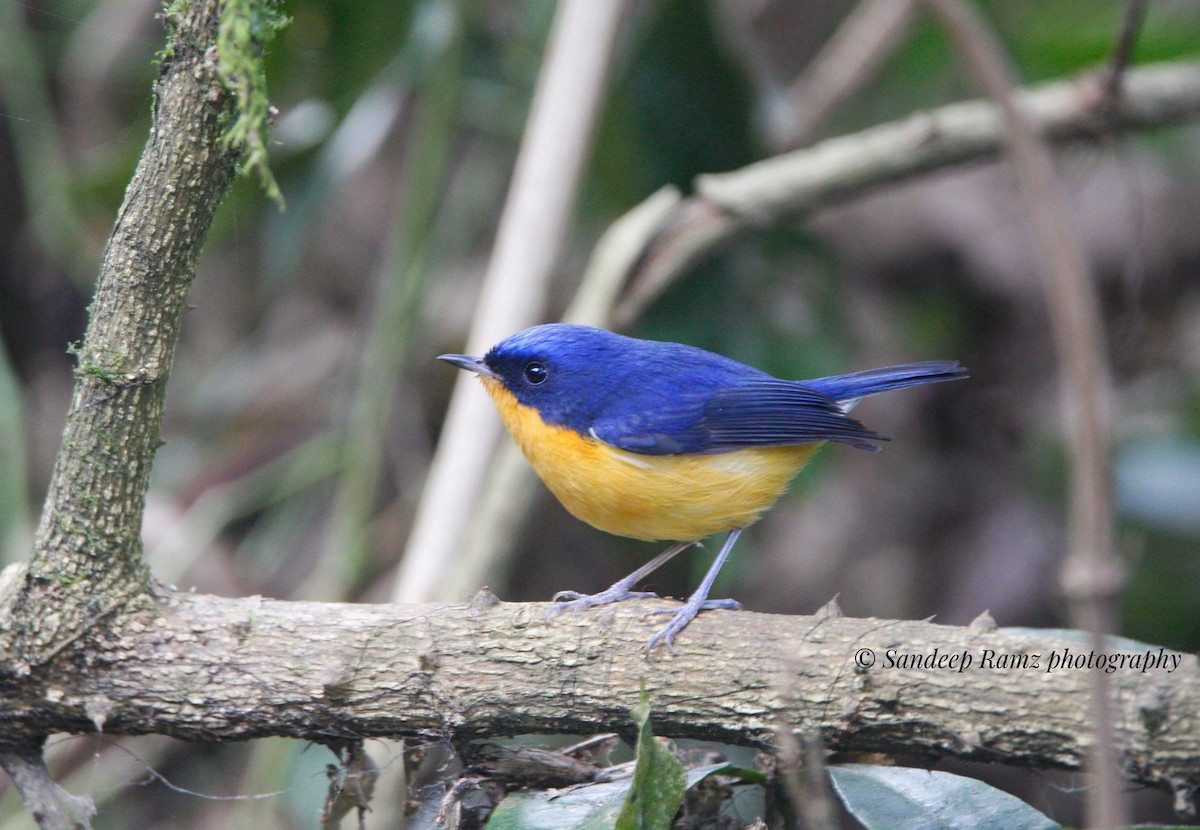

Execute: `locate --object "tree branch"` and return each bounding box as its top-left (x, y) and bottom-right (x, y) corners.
top-left (1103, 0), bottom-right (1150, 99)
top-left (1, 591), bottom-right (1198, 804)
top-left (2, 0), bottom-right (243, 669)
top-left (605, 59), bottom-right (1200, 326)
top-left (769, 0), bottom-right (918, 149)
top-left (0, 743), bottom-right (95, 830)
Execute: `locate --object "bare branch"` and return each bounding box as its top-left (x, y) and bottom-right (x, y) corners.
top-left (0, 743), bottom-right (95, 830)
top-left (924, 1), bottom-right (1123, 827)
top-left (770, 0), bottom-right (918, 149)
top-left (601, 60), bottom-right (1200, 326)
top-left (1104, 0), bottom-right (1151, 99)
top-left (2, 591), bottom-right (1198, 807)
top-left (4, 0), bottom-right (243, 668)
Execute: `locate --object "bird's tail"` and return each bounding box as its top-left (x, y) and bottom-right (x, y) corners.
top-left (805, 360), bottom-right (967, 407)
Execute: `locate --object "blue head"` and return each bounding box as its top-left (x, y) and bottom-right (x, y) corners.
top-left (438, 323), bottom-right (762, 434)
top-left (479, 324), bottom-right (619, 425)
top-left (446, 323), bottom-right (715, 424)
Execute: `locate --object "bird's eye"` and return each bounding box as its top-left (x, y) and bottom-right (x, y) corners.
top-left (523, 361), bottom-right (548, 385)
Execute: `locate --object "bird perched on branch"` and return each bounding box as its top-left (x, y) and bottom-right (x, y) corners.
top-left (441, 323), bottom-right (966, 653)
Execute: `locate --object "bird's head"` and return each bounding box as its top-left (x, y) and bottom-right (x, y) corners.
top-left (438, 324), bottom-right (629, 427)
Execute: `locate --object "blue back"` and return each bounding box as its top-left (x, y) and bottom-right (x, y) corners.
top-left (482, 324), bottom-right (965, 456)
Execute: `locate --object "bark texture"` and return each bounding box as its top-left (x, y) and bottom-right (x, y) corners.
top-left (1, 0), bottom-right (240, 676)
top-left (2, 591), bottom-right (1197, 804)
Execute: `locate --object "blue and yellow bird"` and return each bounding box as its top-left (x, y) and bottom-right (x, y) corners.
top-left (440, 323), bottom-right (966, 653)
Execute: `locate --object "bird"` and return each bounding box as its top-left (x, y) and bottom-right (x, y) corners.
top-left (439, 323), bottom-right (966, 653)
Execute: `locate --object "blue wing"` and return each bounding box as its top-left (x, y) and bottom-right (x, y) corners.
top-left (592, 377), bottom-right (883, 455)
top-left (591, 361), bottom-right (966, 456)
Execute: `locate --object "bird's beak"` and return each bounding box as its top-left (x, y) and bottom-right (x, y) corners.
top-left (438, 353), bottom-right (499, 380)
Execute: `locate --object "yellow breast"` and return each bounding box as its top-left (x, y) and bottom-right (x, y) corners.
top-left (480, 378), bottom-right (820, 542)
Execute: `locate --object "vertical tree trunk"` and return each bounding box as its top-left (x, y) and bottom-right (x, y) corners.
top-left (3, 0), bottom-right (240, 677)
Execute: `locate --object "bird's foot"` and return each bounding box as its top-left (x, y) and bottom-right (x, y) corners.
top-left (643, 597), bottom-right (743, 655)
top-left (545, 586), bottom-right (661, 620)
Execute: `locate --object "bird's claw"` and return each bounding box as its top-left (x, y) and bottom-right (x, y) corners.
top-left (545, 587), bottom-right (660, 620)
top-left (642, 598), bottom-right (742, 616)
top-left (643, 597), bottom-right (742, 656)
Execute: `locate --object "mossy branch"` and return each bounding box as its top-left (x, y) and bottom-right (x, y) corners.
top-left (1, 0), bottom-right (282, 673)
top-left (215, 0), bottom-right (287, 205)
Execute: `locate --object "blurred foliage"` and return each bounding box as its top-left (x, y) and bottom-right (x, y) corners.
top-left (2, 0), bottom-right (1200, 827)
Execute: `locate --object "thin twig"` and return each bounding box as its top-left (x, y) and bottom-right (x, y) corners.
top-left (771, 0), bottom-right (918, 150)
top-left (320, 741), bottom-right (378, 830)
top-left (923, 3), bottom-right (1125, 829)
top-left (1104, 0), bottom-right (1150, 99)
top-left (0, 744), bottom-right (96, 830)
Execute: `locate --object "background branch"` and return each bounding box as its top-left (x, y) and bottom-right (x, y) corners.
top-left (609, 59), bottom-right (1200, 327)
top-left (768, 0), bottom-right (918, 150)
top-left (0, 745), bottom-right (94, 830)
top-left (1105, 0), bottom-right (1151, 98)
top-left (925, 1), bottom-right (1126, 827)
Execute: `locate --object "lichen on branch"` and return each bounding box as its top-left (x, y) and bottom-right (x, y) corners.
top-left (214, 0), bottom-right (287, 205)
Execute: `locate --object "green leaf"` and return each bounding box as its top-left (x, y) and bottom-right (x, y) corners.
top-left (484, 778), bottom-right (639, 830)
top-left (828, 764), bottom-right (1062, 830)
top-left (615, 691), bottom-right (687, 830)
top-left (483, 764), bottom-right (730, 830)
top-left (486, 688), bottom-right (752, 829)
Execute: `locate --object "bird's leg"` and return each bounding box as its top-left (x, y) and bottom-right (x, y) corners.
top-left (547, 540), bottom-right (696, 618)
top-left (644, 528), bottom-right (744, 654)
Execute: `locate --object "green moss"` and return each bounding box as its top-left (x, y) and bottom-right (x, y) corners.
top-left (215, 0), bottom-right (289, 206)
top-left (156, 0), bottom-right (190, 64)
top-left (72, 345), bottom-right (130, 386)
top-left (89, 426), bottom-right (120, 453)
top-left (79, 363), bottom-right (118, 384)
